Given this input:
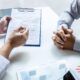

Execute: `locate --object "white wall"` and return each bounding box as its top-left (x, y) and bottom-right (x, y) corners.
top-left (0, 0), bottom-right (71, 15)
top-left (44, 0), bottom-right (72, 14)
top-left (19, 0), bottom-right (72, 15)
top-left (0, 0), bottom-right (19, 9)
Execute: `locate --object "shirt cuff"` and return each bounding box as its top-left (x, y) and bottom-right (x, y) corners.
top-left (73, 38), bottom-right (80, 52)
top-left (0, 55), bottom-right (10, 78)
top-left (57, 24), bottom-right (69, 30)
top-left (0, 55), bottom-right (10, 74)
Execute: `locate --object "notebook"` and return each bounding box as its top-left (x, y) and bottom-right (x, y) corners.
top-left (5, 8), bottom-right (41, 46)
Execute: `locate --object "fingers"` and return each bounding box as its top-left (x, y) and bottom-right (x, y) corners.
top-left (5, 16), bottom-right (11, 21)
top-left (52, 35), bottom-right (64, 49)
top-left (53, 26), bottom-right (73, 42)
top-left (0, 16), bottom-right (11, 21)
top-left (18, 27), bottom-right (26, 33)
top-left (52, 26), bottom-right (74, 50)
top-left (0, 16), bottom-right (11, 33)
top-left (14, 26), bottom-right (29, 38)
top-left (14, 26), bottom-right (26, 32)
top-left (53, 29), bottom-right (66, 49)
top-left (22, 28), bottom-right (29, 39)
top-left (65, 34), bottom-right (71, 38)
top-left (52, 29), bottom-right (66, 49)
top-left (52, 35), bottom-right (64, 45)
top-left (1, 16), bottom-right (11, 25)
top-left (53, 38), bottom-right (64, 49)
top-left (62, 26), bottom-right (73, 34)
top-left (54, 30), bottom-right (66, 42)
top-left (76, 66), bottom-right (80, 73)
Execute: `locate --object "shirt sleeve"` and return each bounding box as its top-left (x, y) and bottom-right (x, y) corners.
top-left (58, 0), bottom-right (80, 28)
top-left (58, 0), bottom-right (80, 52)
top-left (73, 38), bottom-right (80, 52)
top-left (0, 55), bottom-right (10, 79)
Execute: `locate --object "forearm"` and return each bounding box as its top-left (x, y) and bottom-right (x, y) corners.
top-left (58, 12), bottom-right (74, 29)
top-left (0, 42), bottom-right (13, 79)
top-left (0, 55), bottom-right (10, 79)
top-left (58, 0), bottom-right (80, 29)
top-left (0, 42), bottom-right (13, 59)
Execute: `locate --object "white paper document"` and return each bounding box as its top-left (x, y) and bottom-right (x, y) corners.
top-left (17, 63), bottom-right (68, 80)
top-left (6, 8), bottom-right (41, 46)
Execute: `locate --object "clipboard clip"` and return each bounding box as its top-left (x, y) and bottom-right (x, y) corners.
top-left (17, 8), bottom-right (35, 12)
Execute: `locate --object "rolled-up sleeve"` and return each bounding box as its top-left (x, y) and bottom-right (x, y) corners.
top-left (0, 55), bottom-right (10, 79)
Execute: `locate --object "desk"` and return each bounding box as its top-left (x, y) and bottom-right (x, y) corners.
top-left (0, 7), bottom-right (80, 80)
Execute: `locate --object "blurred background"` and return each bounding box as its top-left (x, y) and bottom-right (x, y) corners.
top-left (0, 0), bottom-right (80, 36)
top-left (0, 0), bottom-right (71, 15)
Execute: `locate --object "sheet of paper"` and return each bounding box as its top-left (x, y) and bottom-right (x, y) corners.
top-left (6, 8), bottom-right (41, 46)
top-left (17, 63), bottom-right (68, 80)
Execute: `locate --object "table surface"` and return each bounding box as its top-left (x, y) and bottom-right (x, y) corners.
top-left (0, 7), bottom-right (80, 80)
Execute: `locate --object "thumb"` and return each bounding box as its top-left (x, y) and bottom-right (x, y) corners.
top-left (62, 26), bottom-right (73, 34)
top-left (68, 29), bottom-right (73, 34)
top-left (23, 28), bottom-right (29, 37)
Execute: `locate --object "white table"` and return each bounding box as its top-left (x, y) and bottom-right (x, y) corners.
top-left (0, 7), bottom-right (80, 80)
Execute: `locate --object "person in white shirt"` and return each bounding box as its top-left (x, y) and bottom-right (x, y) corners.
top-left (52, 0), bottom-right (80, 52)
top-left (0, 16), bottom-right (29, 79)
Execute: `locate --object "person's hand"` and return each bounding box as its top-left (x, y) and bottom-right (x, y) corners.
top-left (52, 26), bottom-right (75, 50)
top-left (0, 26), bottom-right (29, 58)
top-left (7, 26), bottom-right (29, 48)
top-left (0, 16), bottom-right (11, 34)
top-left (76, 66), bottom-right (80, 73)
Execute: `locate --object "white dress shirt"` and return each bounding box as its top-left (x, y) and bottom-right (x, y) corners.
top-left (0, 55), bottom-right (10, 80)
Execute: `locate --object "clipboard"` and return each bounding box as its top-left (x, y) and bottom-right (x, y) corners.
top-left (5, 8), bottom-right (41, 46)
